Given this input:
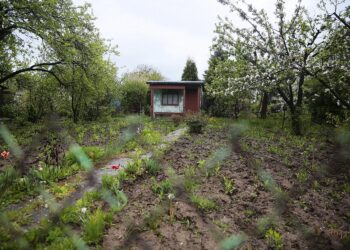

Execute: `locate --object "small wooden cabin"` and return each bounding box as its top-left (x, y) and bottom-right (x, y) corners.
top-left (147, 81), bottom-right (204, 118)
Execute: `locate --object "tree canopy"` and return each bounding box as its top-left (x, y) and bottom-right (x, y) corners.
top-left (207, 0), bottom-right (350, 134)
top-left (0, 0), bottom-right (119, 122)
top-left (181, 58), bottom-right (199, 81)
top-left (118, 65), bottom-right (164, 114)
top-left (0, 0), bottom-right (105, 86)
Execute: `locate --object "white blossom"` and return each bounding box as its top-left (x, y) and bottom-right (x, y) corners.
top-left (167, 193), bottom-right (175, 200)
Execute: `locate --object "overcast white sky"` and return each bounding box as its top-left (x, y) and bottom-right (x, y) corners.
top-left (73, 0), bottom-right (322, 80)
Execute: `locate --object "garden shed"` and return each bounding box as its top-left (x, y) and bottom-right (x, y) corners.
top-left (147, 81), bottom-right (204, 118)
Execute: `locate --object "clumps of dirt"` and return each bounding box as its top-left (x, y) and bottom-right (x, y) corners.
top-left (102, 126), bottom-right (350, 249)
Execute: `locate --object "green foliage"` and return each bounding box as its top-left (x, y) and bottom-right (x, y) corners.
top-left (125, 159), bottom-right (144, 177)
top-left (191, 195), bottom-right (217, 212)
top-left (60, 191), bottom-right (101, 224)
top-left (44, 227), bottom-right (75, 249)
top-left (45, 236), bottom-right (75, 250)
top-left (64, 146), bottom-right (105, 166)
top-left (181, 58), bottom-right (199, 81)
top-left (186, 114), bottom-right (206, 134)
top-left (31, 163), bottom-right (81, 183)
top-left (60, 205), bottom-right (82, 225)
top-left (101, 189), bottom-right (128, 213)
top-left (145, 159), bottom-right (161, 175)
top-left (183, 166), bottom-right (199, 193)
top-left (49, 183), bottom-right (75, 200)
top-left (296, 169), bottom-right (309, 183)
top-left (140, 125), bottom-right (162, 145)
top-left (265, 228), bottom-right (283, 250)
top-left (144, 208), bottom-right (163, 230)
top-left (101, 174), bottom-right (118, 188)
top-left (222, 176), bottom-right (235, 195)
top-left (0, 166), bottom-right (18, 191)
top-left (118, 65), bottom-right (163, 113)
top-left (306, 79), bottom-right (347, 126)
top-left (257, 216), bottom-right (276, 235)
top-left (83, 209), bottom-right (107, 245)
top-left (0, 0), bottom-right (119, 122)
top-left (151, 177), bottom-right (173, 199)
top-left (118, 78), bottom-right (149, 113)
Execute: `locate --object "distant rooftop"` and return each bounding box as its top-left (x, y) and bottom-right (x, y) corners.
top-left (147, 80), bottom-right (204, 85)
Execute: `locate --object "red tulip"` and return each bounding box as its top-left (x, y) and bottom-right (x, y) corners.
top-left (1, 151), bottom-right (10, 159)
top-left (111, 164), bottom-right (121, 170)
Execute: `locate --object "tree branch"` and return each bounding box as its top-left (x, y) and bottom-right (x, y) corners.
top-left (0, 61), bottom-right (64, 85)
top-left (305, 68), bottom-right (350, 108)
top-left (333, 12), bottom-right (350, 30)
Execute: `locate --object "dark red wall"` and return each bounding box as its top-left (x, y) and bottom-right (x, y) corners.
top-left (185, 88), bottom-right (200, 113)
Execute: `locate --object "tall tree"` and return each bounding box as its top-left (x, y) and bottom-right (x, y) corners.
top-left (205, 42), bottom-right (252, 117)
top-left (118, 65), bottom-right (164, 113)
top-left (181, 58), bottom-right (199, 81)
top-left (0, 0), bottom-right (98, 86)
top-left (209, 0), bottom-right (348, 134)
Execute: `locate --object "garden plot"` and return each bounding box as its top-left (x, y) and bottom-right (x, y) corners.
top-left (102, 121), bottom-right (350, 250)
top-left (96, 127), bottom-right (187, 182)
top-left (1, 118), bottom-right (349, 249)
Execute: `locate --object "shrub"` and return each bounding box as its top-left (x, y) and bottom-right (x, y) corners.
top-left (118, 79), bottom-right (149, 113)
top-left (186, 113), bottom-right (206, 133)
top-left (83, 209), bottom-right (106, 245)
top-left (187, 120), bottom-right (205, 133)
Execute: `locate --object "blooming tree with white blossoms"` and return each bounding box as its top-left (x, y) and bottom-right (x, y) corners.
top-left (208, 0), bottom-right (349, 134)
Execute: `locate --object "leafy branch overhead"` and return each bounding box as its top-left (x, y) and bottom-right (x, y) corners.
top-left (0, 0), bottom-right (117, 86)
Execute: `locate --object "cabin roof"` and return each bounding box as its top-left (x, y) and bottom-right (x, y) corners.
top-left (147, 80), bottom-right (204, 86)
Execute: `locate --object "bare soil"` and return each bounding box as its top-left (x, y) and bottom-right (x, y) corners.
top-left (103, 126), bottom-right (350, 250)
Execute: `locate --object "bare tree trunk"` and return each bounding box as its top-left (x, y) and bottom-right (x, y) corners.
top-left (260, 91), bottom-right (269, 119)
top-left (290, 107), bottom-right (302, 136)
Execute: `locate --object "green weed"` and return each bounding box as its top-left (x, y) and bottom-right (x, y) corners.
top-left (296, 169), bottom-right (309, 183)
top-left (125, 159), bottom-right (144, 177)
top-left (191, 195), bottom-right (217, 212)
top-left (222, 176), bottom-right (235, 195)
top-left (145, 159), bottom-right (161, 175)
top-left (257, 216), bottom-right (276, 235)
top-left (265, 228), bottom-right (283, 250)
top-left (83, 209), bottom-right (107, 245)
top-left (102, 175), bottom-right (120, 193)
top-left (243, 209), bottom-right (256, 218)
top-left (151, 177), bottom-right (173, 199)
top-left (144, 208), bottom-right (163, 230)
